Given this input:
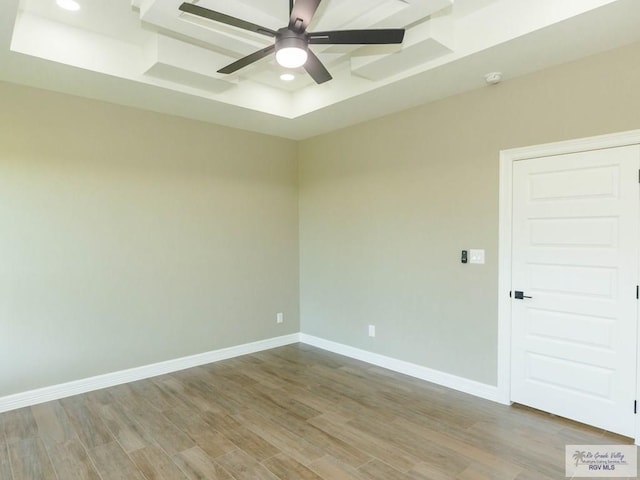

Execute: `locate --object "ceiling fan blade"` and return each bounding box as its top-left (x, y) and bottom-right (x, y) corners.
top-left (179, 3), bottom-right (277, 37)
top-left (308, 29), bottom-right (405, 44)
top-left (304, 49), bottom-right (332, 84)
top-left (218, 45), bottom-right (276, 74)
top-left (289, 0), bottom-right (322, 33)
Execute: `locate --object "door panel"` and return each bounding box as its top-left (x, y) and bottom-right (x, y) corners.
top-left (511, 145), bottom-right (640, 437)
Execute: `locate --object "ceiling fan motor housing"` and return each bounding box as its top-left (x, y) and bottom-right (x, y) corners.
top-left (276, 28), bottom-right (308, 51)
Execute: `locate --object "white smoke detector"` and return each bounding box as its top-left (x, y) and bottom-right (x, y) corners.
top-left (485, 72), bottom-right (503, 85)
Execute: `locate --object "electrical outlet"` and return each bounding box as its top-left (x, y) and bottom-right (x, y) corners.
top-left (276, 312), bottom-right (284, 324)
top-left (368, 325), bottom-right (376, 337)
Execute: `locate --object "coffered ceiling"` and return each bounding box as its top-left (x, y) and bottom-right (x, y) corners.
top-left (1, 0), bottom-right (640, 139)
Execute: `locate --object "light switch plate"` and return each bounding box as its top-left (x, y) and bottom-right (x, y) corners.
top-left (469, 249), bottom-right (485, 264)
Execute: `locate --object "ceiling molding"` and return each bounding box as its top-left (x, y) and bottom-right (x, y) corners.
top-left (1, 0), bottom-right (640, 139)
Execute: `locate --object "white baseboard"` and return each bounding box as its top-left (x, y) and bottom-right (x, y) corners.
top-left (299, 334), bottom-right (503, 403)
top-left (0, 333), bottom-right (300, 413)
top-left (1, 331), bottom-right (504, 413)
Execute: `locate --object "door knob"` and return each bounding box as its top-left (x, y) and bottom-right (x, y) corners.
top-left (513, 290), bottom-right (532, 299)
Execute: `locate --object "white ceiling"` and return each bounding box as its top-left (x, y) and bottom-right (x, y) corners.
top-left (1, 0), bottom-right (640, 139)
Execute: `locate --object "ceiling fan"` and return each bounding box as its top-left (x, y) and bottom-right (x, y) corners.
top-left (178, 0), bottom-right (406, 84)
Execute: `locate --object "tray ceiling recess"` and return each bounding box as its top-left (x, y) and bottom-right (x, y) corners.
top-left (3, 0), bottom-right (640, 138)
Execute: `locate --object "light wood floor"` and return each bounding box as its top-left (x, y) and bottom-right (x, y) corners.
top-left (0, 343), bottom-right (634, 480)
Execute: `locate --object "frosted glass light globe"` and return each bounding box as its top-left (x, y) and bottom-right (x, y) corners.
top-left (276, 47), bottom-right (308, 69)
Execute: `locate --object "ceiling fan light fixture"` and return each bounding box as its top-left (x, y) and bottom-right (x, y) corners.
top-left (275, 35), bottom-right (308, 68)
top-left (276, 47), bottom-right (308, 68)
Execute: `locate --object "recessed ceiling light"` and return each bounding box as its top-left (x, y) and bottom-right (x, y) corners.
top-left (280, 73), bottom-right (295, 82)
top-left (56, 0), bottom-right (80, 11)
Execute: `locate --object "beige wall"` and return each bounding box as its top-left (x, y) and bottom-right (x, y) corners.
top-left (2, 40), bottom-right (640, 398)
top-left (299, 42), bottom-right (640, 385)
top-left (0, 82), bottom-right (299, 396)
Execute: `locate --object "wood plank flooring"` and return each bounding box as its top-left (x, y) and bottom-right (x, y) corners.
top-left (0, 343), bottom-right (634, 479)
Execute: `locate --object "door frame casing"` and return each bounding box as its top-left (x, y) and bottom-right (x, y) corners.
top-left (497, 129), bottom-right (640, 441)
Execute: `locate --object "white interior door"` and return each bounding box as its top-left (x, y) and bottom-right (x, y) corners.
top-left (511, 145), bottom-right (640, 437)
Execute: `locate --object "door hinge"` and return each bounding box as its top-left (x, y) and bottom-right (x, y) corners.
top-left (509, 290), bottom-right (512, 298)
top-left (635, 400), bottom-right (637, 414)
top-left (637, 285), bottom-right (639, 299)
